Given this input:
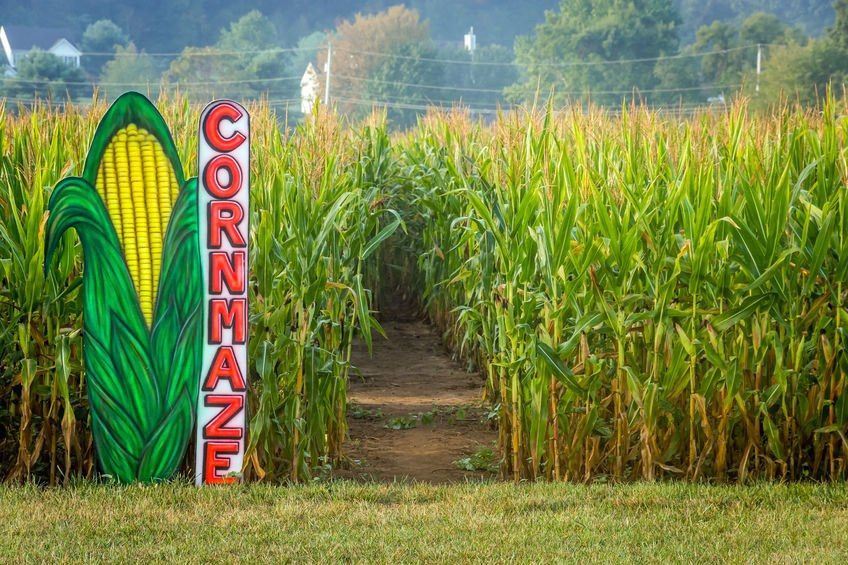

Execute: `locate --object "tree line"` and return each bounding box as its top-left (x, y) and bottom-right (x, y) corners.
top-left (2, 1), bottom-right (847, 126)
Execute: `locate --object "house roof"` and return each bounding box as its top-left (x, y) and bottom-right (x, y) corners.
top-left (1, 25), bottom-right (79, 52)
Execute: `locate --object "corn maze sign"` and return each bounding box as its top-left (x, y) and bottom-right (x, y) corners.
top-left (195, 101), bottom-right (250, 485)
top-left (44, 93), bottom-right (249, 485)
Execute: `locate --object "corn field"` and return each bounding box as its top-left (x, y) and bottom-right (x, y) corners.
top-left (3, 94), bottom-right (848, 484)
top-left (397, 100), bottom-right (848, 482)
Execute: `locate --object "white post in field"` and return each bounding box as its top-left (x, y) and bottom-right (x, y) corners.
top-left (464, 27), bottom-right (477, 84)
top-left (301, 63), bottom-right (320, 115)
top-left (464, 26), bottom-right (476, 54)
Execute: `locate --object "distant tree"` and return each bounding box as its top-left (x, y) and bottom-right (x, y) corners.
top-left (472, 45), bottom-right (519, 94)
top-left (128, 0), bottom-right (206, 53)
top-left (741, 12), bottom-right (806, 45)
top-left (830, 0), bottom-right (848, 48)
top-left (509, 0), bottom-right (681, 106)
top-left (693, 21), bottom-right (746, 86)
top-left (655, 12), bottom-right (808, 105)
top-left (166, 11), bottom-right (288, 101)
top-left (674, 0), bottom-right (736, 42)
top-left (363, 41), bottom-right (443, 127)
top-left (756, 40), bottom-right (846, 106)
top-left (652, 54), bottom-right (702, 104)
top-left (675, 0), bottom-right (834, 41)
top-left (165, 46), bottom-right (223, 100)
top-left (81, 19), bottom-right (130, 76)
top-left (413, 0), bottom-right (559, 47)
top-left (287, 31), bottom-right (327, 80)
top-left (217, 9), bottom-right (283, 65)
top-left (1, 49), bottom-right (88, 100)
top-left (439, 44), bottom-right (517, 109)
top-left (317, 5), bottom-right (431, 114)
top-left (100, 43), bottom-right (160, 100)
top-left (1, 0), bottom-right (843, 68)
top-left (217, 10), bottom-right (290, 99)
top-left (753, 1), bottom-right (848, 106)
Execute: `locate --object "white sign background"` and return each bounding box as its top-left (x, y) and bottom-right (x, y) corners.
top-left (194, 100), bottom-right (250, 485)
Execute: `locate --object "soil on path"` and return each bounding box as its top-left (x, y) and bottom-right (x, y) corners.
top-left (336, 306), bottom-right (497, 483)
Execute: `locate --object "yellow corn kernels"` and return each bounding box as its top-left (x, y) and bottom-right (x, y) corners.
top-left (94, 125), bottom-right (179, 325)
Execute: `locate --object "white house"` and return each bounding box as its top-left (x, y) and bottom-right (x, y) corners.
top-left (0, 25), bottom-right (81, 74)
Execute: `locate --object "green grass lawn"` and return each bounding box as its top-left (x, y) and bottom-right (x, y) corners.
top-left (2, 481), bottom-right (847, 562)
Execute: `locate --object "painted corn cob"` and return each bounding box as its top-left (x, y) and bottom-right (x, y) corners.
top-left (44, 93), bottom-right (202, 482)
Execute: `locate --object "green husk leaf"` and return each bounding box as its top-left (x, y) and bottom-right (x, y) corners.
top-left (152, 179), bottom-right (202, 403)
top-left (82, 91), bottom-right (184, 188)
top-left (137, 388), bottom-right (195, 481)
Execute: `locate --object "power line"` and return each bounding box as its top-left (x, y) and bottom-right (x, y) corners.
top-left (3, 71), bottom-right (742, 97)
top-left (331, 87), bottom-right (509, 108)
top-left (548, 83), bottom-right (743, 96)
top-left (3, 53), bottom-right (746, 100)
top-left (74, 42), bottom-right (762, 67)
top-left (4, 75), bottom-right (302, 87)
top-left (1, 95), bottom-right (305, 104)
top-left (1, 97), bottom-right (92, 107)
top-left (335, 74), bottom-right (506, 93)
top-left (264, 99), bottom-right (302, 107)
top-left (78, 45), bottom-right (323, 57)
top-left (0, 94), bottom-right (723, 116)
top-left (333, 95), bottom-right (721, 117)
top-left (4, 39), bottom-right (761, 111)
top-left (2, 75), bottom-right (743, 108)
top-left (334, 95), bottom-right (502, 115)
top-left (335, 44), bottom-right (760, 68)
top-left (332, 85), bottom-right (737, 109)
top-left (335, 73), bottom-right (741, 96)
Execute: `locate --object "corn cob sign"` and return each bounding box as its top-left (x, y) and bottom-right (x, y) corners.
top-left (44, 93), bottom-right (249, 484)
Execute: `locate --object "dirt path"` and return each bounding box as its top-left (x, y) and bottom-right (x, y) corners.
top-left (337, 308), bottom-right (497, 483)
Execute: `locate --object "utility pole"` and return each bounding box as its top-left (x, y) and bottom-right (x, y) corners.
top-left (324, 41), bottom-right (332, 106)
top-left (756, 43), bottom-right (762, 94)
